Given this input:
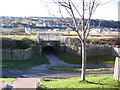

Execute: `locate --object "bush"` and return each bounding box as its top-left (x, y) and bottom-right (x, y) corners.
top-left (2, 37), bottom-right (35, 49)
top-left (10, 27), bottom-right (25, 34)
top-left (67, 37), bottom-right (120, 46)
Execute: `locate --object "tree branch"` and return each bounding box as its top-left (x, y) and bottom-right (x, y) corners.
top-left (68, 1), bottom-right (78, 31)
top-left (85, 0), bottom-right (100, 39)
top-left (71, 2), bottom-right (82, 18)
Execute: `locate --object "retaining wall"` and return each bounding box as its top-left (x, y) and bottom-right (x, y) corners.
top-left (2, 47), bottom-right (32, 60)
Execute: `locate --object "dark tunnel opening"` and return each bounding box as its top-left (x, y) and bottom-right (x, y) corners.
top-left (42, 46), bottom-right (57, 55)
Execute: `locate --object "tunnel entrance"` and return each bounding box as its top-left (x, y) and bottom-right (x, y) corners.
top-left (42, 46), bottom-right (56, 55)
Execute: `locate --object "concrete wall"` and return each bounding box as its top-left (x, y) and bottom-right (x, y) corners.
top-left (2, 47), bottom-right (32, 60)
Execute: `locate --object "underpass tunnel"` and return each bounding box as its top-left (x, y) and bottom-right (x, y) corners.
top-left (42, 45), bottom-right (57, 55)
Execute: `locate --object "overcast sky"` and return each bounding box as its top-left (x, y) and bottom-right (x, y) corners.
top-left (0, 0), bottom-right (119, 21)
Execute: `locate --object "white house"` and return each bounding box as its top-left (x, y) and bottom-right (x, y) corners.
top-left (90, 28), bottom-right (103, 34)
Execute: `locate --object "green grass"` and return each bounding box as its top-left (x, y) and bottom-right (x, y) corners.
top-left (0, 78), bottom-right (16, 82)
top-left (58, 53), bottom-right (115, 65)
top-left (41, 74), bottom-right (120, 89)
top-left (48, 67), bottom-right (108, 71)
top-left (2, 55), bottom-right (49, 69)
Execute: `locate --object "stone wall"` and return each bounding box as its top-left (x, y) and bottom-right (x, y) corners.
top-left (60, 44), bottom-right (120, 81)
top-left (60, 44), bottom-right (120, 56)
top-left (86, 45), bottom-right (113, 56)
top-left (2, 47), bottom-right (32, 60)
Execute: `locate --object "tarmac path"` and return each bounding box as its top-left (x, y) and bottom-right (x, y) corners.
top-left (1, 53), bottom-right (114, 79)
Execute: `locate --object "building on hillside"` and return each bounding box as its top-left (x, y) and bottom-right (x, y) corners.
top-left (90, 28), bottom-right (103, 34)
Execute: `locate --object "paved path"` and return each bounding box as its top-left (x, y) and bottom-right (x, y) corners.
top-left (1, 53), bottom-right (114, 89)
top-left (2, 68), bottom-right (114, 78)
top-left (32, 53), bottom-right (113, 69)
top-left (1, 78), bottom-right (40, 89)
top-left (43, 53), bottom-right (113, 68)
top-left (2, 53), bottom-right (114, 78)
top-left (1, 68), bottom-right (114, 89)
top-left (44, 53), bottom-right (70, 67)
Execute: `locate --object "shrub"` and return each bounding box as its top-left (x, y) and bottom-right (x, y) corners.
top-left (2, 37), bottom-right (35, 49)
top-left (67, 37), bottom-right (120, 46)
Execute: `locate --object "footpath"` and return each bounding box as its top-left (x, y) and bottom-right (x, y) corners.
top-left (1, 78), bottom-right (40, 89)
top-left (1, 53), bottom-right (114, 89)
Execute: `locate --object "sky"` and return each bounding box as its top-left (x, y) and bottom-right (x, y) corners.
top-left (0, 0), bottom-right (119, 21)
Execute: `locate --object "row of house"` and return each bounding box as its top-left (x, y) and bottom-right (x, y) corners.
top-left (65, 27), bottom-right (119, 34)
top-left (35, 23), bottom-right (67, 28)
top-left (90, 27), bottom-right (119, 34)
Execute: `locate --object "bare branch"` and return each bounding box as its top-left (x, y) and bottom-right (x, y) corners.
top-left (85, 0), bottom-right (100, 39)
top-left (71, 2), bottom-right (82, 18)
top-left (70, 2), bottom-right (83, 32)
top-left (67, 22), bottom-right (82, 42)
top-left (57, 0), bottom-right (70, 9)
top-left (85, 20), bottom-right (90, 39)
top-left (84, 1), bottom-right (95, 39)
top-left (57, 0), bottom-right (73, 17)
top-left (64, 7), bottom-right (73, 17)
top-left (68, 1), bottom-right (79, 32)
top-left (100, 0), bottom-right (113, 5)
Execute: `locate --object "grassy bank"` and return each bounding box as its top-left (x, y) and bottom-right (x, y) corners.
top-left (0, 78), bottom-right (16, 82)
top-left (41, 74), bottom-right (120, 89)
top-left (58, 53), bottom-right (115, 65)
top-left (49, 67), bottom-right (108, 71)
top-left (2, 55), bottom-right (49, 69)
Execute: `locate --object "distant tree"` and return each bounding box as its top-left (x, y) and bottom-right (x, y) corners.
top-left (2, 38), bottom-right (34, 49)
top-left (11, 27), bottom-right (25, 34)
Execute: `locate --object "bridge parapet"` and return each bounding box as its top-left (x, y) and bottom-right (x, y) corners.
top-left (37, 33), bottom-right (69, 44)
top-left (37, 33), bottom-right (63, 41)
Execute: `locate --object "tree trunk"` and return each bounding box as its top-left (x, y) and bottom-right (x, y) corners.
top-left (81, 0), bottom-right (86, 80)
top-left (81, 34), bottom-right (87, 81)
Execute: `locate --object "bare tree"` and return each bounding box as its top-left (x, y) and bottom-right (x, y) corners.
top-left (42, 0), bottom-right (101, 81)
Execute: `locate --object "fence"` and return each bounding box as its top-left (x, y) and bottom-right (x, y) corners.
top-left (2, 47), bottom-right (32, 60)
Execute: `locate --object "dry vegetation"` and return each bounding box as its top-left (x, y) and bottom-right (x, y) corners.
top-left (1, 32), bottom-right (119, 47)
top-left (1, 35), bottom-right (38, 41)
top-left (64, 35), bottom-right (120, 46)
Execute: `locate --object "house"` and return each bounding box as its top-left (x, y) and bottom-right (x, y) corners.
top-left (53, 29), bottom-right (60, 32)
top-left (90, 28), bottom-right (103, 34)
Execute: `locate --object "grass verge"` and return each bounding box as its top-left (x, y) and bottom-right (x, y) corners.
top-left (48, 67), bottom-right (108, 71)
top-left (0, 78), bottom-right (16, 82)
top-left (40, 74), bottom-right (120, 89)
top-left (2, 55), bottom-right (49, 69)
top-left (58, 53), bottom-right (115, 65)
